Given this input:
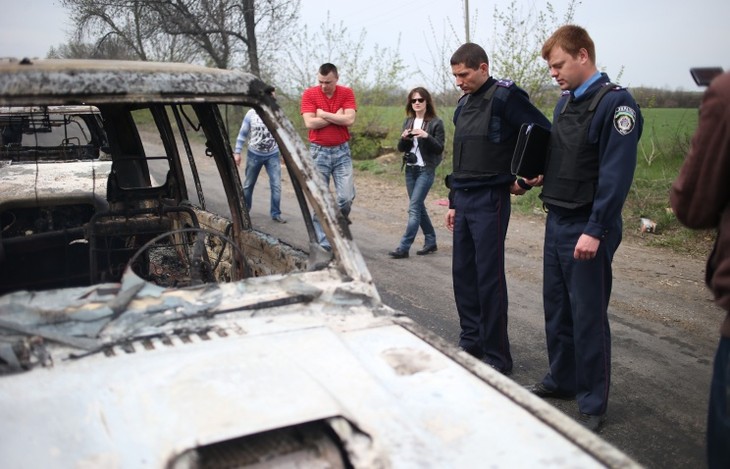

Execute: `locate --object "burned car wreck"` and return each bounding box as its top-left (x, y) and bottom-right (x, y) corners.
top-left (0, 104), bottom-right (114, 290)
top-left (0, 59), bottom-right (637, 468)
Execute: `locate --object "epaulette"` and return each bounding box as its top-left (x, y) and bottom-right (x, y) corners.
top-left (496, 79), bottom-right (514, 88)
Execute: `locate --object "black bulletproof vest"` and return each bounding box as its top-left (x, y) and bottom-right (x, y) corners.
top-left (541, 84), bottom-right (615, 209)
top-left (452, 83), bottom-right (515, 178)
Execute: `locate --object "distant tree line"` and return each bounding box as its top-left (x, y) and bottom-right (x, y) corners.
top-left (629, 88), bottom-right (704, 109)
top-left (393, 87), bottom-right (705, 110)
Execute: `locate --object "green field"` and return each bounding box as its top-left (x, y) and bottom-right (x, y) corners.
top-left (279, 101), bottom-right (710, 255)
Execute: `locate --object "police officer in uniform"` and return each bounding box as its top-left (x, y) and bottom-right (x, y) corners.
top-left (446, 43), bottom-right (550, 375)
top-left (525, 25), bottom-right (643, 432)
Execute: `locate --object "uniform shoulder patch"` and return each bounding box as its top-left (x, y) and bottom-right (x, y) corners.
top-left (614, 105), bottom-right (637, 135)
top-left (496, 79), bottom-right (514, 88)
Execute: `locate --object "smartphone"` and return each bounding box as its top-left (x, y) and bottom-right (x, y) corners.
top-left (690, 67), bottom-right (724, 86)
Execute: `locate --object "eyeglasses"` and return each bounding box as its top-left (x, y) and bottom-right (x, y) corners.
top-left (410, 98), bottom-right (425, 104)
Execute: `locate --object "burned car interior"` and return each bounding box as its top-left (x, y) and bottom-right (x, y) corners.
top-left (0, 105), bottom-right (108, 162)
top-left (0, 89), bottom-right (328, 294)
top-left (0, 60), bottom-right (370, 370)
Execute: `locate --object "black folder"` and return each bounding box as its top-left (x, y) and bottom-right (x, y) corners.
top-left (511, 123), bottom-right (550, 179)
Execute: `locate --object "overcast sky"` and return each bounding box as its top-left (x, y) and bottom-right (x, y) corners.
top-left (1, 0), bottom-right (728, 91)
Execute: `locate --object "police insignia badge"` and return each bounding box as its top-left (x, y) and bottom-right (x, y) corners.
top-left (614, 106), bottom-right (636, 135)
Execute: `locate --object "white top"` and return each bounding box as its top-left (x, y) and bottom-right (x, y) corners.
top-left (410, 117), bottom-right (425, 166)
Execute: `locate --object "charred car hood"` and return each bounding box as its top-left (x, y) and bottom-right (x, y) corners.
top-left (0, 271), bottom-right (626, 468)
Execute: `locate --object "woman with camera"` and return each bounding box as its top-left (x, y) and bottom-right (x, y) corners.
top-left (388, 87), bottom-right (445, 259)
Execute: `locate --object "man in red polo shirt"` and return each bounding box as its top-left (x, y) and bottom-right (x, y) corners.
top-left (301, 63), bottom-right (357, 250)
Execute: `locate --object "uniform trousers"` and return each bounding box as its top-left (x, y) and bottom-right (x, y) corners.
top-left (452, 184), bottom-right (512, 372)
top-left (541, 209), bottom-right (621, 416)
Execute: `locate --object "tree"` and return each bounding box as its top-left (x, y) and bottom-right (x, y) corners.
top-left (47, 36), bottom-right (138, 60)
top-left (59, 0), bottom-right (300, 73)
top-left (146, 0), bottom-right (300, 72)
top-left (417, 12), bottom-right (469, 105)
top-left (60, 0), bottom-right (200, 62)
top-left (416, 1), bottom-right (579, 107)
top-left (277, 13), bottom-right (405, 104)
top-left (489, 0), bottom-right (579, 107)
top-left (240, 0), bottom-right (301, 81)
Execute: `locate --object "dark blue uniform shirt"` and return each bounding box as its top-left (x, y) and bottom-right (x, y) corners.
top-left (549, 73), bottom-right (643, 239)
top-left (451, 77), bottom-right (551, 193)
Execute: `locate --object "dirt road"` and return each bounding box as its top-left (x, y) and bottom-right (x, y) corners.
top-left (250, 165), bottom-right (717, 468)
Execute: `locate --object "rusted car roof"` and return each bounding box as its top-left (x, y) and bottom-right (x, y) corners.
top-left (0, 58), bottom-right (265, 105)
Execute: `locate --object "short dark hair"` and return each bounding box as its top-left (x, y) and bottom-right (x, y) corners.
top-left (318, 63), bottom-right (339, 77)
top-left (450, 43), bottom-right (489, 70)
top-left (541, 25), bottom-right (596, 64)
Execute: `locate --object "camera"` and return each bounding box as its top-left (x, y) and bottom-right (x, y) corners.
top-left (690, 67), bottom-right (723, 87)
top-left (403, 152), bottom-right (418, 165)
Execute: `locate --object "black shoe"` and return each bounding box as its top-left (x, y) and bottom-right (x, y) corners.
top-left (577, 412), bottom-right (606, 432)
top-left (388, 248), bottom-right (409, 259)
top-left (525, 382), bottom-right (574, 400)
top-left (272, 216), bottom-right (287, 223)
top-left (416, 244), bottom-right (438, 255)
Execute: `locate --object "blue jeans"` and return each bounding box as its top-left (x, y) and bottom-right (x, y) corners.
top-left (243, 151), bottom-right (282, 218)
top-left (310, 142), bottom-right (355, 249)
top-left (708, 335), bottom-right (730, 469)
top-left (398, 165), bottom-right (436, 252)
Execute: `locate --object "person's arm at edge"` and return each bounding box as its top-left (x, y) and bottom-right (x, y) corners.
top-left (671, 73), bottom-right (730, 229)
top-left (573, 90), bottom-right (641, 260)
top-left (583, 91), bottom-right (641, 241)
top-left (233, 113), bottom-right (251, 166)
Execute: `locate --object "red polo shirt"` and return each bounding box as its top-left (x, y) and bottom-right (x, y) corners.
top-left (300, 85), bottom-right (357, 146)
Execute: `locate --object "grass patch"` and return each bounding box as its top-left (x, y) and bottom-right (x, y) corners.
top-left (277, 99), bottom-right (710, 256)
top-left (354, 159), bottom-right (388, 175)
